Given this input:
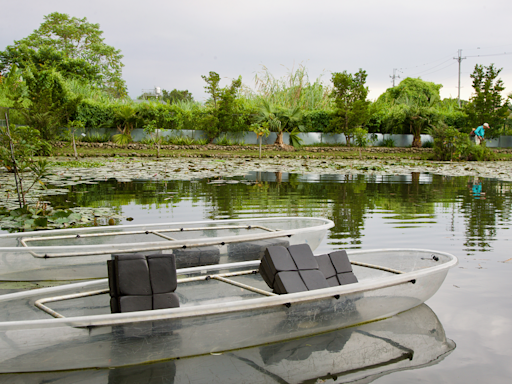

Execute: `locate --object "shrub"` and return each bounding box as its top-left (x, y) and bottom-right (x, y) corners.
top-left (379, 137), bottom-right (395, 147)
top-left (429, 123), bottom-right (496, 161)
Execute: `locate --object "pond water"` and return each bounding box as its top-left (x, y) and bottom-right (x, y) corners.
top-left (4, 171), bottom-right (512, 383)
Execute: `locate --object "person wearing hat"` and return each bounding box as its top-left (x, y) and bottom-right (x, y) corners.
top-left (472, 123), bottom-right (489, 145)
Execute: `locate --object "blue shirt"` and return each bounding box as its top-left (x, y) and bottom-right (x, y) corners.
top-left (474, 126), bottom-right (485, 137)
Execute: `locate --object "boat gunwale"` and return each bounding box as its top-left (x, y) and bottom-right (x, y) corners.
top-left (0, 217), bottom-right (334, 242)
top-left (0, 217), bottom-right (334, 254)
top-left (0, 248), bottom-right (458, 330)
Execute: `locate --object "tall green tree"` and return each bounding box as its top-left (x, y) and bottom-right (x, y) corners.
top-left (328, 69), bottom-right (370, 146)
top-left (377, 77), bottom-right (442, 147)
top-left (201, 72), bottom-right (243, 142)
top-left (202, 71), bottom-right (222, 109)
top-left (465, 64), bottom-right (510, 136)
top-left (0, 12), bottom-right (126, 96)
top-left (3, 64), bottom-right (80, 141)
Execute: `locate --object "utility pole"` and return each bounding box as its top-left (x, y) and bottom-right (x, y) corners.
top-left (453, 49), bottom-right (466, 107)
top-left (390, 68), bottom-right (400, 87)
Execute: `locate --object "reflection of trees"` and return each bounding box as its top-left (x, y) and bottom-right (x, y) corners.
top-left (45, 173), bottom-right (512, 253)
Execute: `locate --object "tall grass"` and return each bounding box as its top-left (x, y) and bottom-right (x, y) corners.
top-left (250, 64), bottom-right (332, 111)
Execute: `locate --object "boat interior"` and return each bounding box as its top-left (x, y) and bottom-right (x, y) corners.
top-left (33, 243), bottom-right (409, 320)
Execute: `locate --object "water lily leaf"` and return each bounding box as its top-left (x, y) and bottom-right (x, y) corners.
top-left (51, 210), bottom-right (72, 219)
top-left (68, 213), bottom-right (82, 221)
top-left (33, 217), bottom-right (48, 227)
top-left (54, 217), bottom-right (70, 224)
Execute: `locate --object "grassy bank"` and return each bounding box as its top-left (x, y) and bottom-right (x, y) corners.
top-left (51, 143), bottom-right (512, 161)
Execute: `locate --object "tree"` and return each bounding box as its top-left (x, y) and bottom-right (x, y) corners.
top-left (0, 12), bottom-right (125, 96)
top-left (465, 64), bottom-right (510, 136)
top-left (201, 72), bottom-right (242, 143)
top-left (257, 100), bottom-right (302, 147)
top-left (377, 77), bottom-right (442, 147)
top-left (202, 71), bottom-right (222, 109)
top-left (328, 70), bottom-right (370, 146)
top-left (162, 89), bottom-right (194, 104)
top-left (0, 113), bottom-right (50, 208)
top-left (2, 64), bottom-right (81, 142)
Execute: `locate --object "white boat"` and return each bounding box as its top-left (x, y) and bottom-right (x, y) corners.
top-left (0, 303), bottom-right (455, 383)
top-left (0, 217), bottom-right (333, 281)
top-left (0, 247), bottom-right (457, 373)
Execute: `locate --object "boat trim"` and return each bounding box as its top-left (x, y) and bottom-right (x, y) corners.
top-left (20, 225), bottom-right (276, 246)
top-left (0, 249), bottom-right (457, 331)
top-left (33, 261), bottom-right (402, 320)
top-left (34, 269), bottom-right (274, 319)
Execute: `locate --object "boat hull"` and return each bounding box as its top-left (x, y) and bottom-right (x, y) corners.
top-left (0, 217), bottom-right (332, 281)
top-left (0, 304), bottom-right (455, 382)
top-left (0, 249), bottom-right (457, 373)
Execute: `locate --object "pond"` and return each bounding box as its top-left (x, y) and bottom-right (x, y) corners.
top-left (2, 169), bottom-right (512, 383)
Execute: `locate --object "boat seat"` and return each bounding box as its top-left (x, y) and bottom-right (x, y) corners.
top-left (108, 253), bottom-right (180, 313)
top-left (316, 250), bottom-right (358, 287)
top-left (259, 244), bottom-right (330, 294)
top-left (173, 246), bottom-right (220, 268)
top-left (227, 238), bottom-right (290, 262)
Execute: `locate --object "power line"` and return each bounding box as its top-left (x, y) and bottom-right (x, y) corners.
top-left (406, 58), bottom-right (453, 77)
top-left (465, 52), bottom-right (512, 58)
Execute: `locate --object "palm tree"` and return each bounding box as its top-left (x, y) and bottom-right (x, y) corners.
top-left (257, 100), bottom-right (302, 146)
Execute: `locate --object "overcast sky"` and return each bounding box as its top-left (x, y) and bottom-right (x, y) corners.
top-left (1, 0), bottom-right (511, 102)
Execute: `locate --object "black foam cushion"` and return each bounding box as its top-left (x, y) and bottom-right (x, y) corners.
top-left (173, 246), bottom-right (220, 268)
top-left (337, 272), bottom-right (358, 285)
top-left (288, 244), bottom-right (319, 270)
top-left (228, 239), bottom-right (290, 261)
top-left (153, 293), bottom-right (180, 310)
top-left (115, 256), bottom-right (152, 296)
top-left (259, 246), bottom-right (297, 288)
top-left (326, 276), bottom-right (340, 287)
top-left (316, 254), bottom-right (336, 279)
top-left (299, 270), bottom-right (329, 291)
top-left (147, 254), bottom-right (177, 293)
top-left (329, 250), bottom-right (353, 274)
top-left (118, 295), bottom-right (153, 313)
top-left (274, 271), bottom-right (308, 294)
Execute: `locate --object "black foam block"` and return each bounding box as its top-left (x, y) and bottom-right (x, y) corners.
top-left (119, 295), bottom-right (152, 313)
top-left (147, 254), bottom-right (177, 293)
top-left (299, 270), bottom-right (329, 291)
top-left (110, 297), bottom-right (120, 313)
top-left (115, 256), bottom-right (152, 296)
top-left (173, 246), bottom-right (220, 268)
top-left (107, 260), bottom-right (118, 297)
top-left (326, 276), bottom-right (340, 287)
top-left (259, 257), bottom-right (275, 288)
top-left (288, 244), bottom-right (319, 270)
top-left (337, 272), bottom-right (358, 285)
top-left (228, 239), bottom-right (290, 261)
top-left (316, 254), bottom-right (336, 279)
top-left (274, 271), bottom-right (308, 294)
top-left (153, 293), bottom-right (180, 310)
top-left (329, 250), bottom-right (353, 274)
top-left (261, 245), bottom-right (297, 279)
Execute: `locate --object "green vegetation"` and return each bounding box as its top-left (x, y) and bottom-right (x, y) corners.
top-left (328, 69), bottom-right (370, 146)
top-left (1, 13), bottom-right (511, 162)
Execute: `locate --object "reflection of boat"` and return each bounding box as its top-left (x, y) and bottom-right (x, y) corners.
top-left (0, 217), bottom-right (333, 281)
top-left (0, 247), bottom-right (457, 373)
top-left (0, 304), bottom-right (455, 383)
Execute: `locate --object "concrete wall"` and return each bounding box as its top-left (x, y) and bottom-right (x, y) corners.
top-left (79, 128), bottom-right (512, 148)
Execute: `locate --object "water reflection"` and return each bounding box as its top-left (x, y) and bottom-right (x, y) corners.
top-left (41, 172), bottom-right (512, 255)
top-left (1, 304), bottom-right (454, 384)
